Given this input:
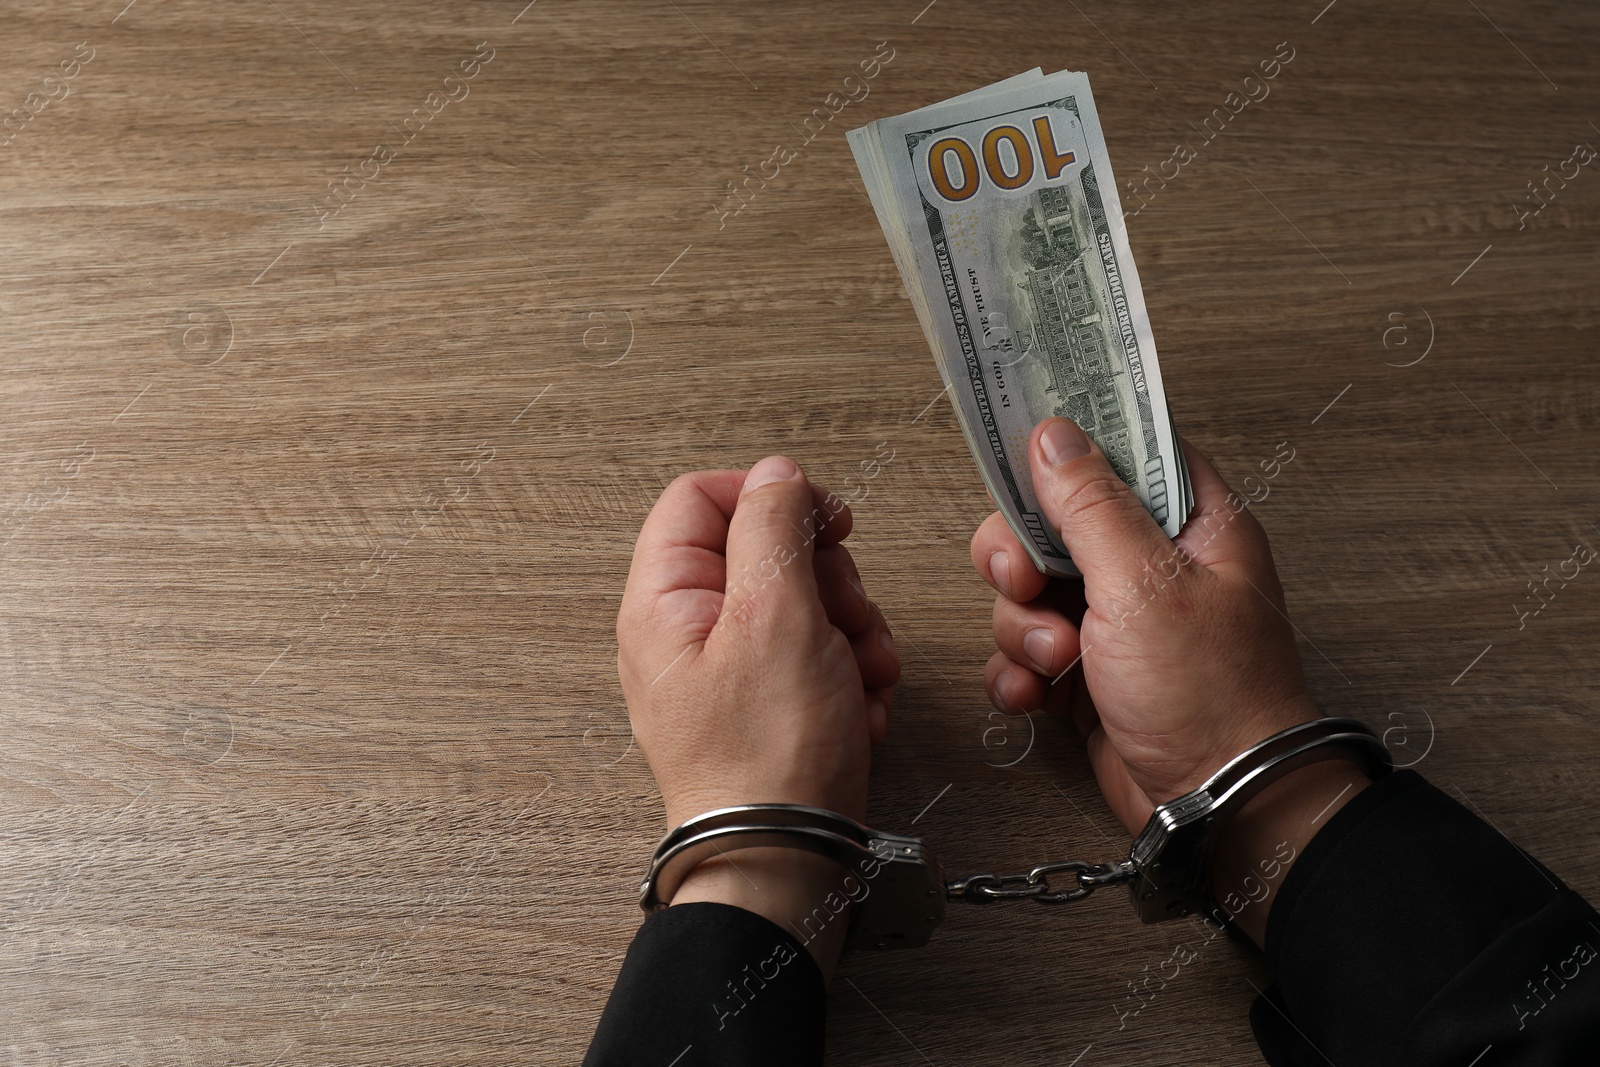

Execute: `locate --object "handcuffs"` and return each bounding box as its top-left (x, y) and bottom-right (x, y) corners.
top-left (639, 717), bottom-right (1393, 950)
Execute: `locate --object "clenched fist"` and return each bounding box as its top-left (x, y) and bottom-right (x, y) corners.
top-left (617, 456), bottom-right (901, 975)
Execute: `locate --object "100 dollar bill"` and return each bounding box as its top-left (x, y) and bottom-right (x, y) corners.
top-left (850, 70), bottom-right (1188, 577)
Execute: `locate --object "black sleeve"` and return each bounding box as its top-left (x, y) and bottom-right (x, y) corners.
top-left (583, 902), bottom-right (826, 1067)
top-left (1253, 769), bottom-right (1600, 1066)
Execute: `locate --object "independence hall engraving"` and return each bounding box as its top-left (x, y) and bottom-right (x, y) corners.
top-left (1019, 185), bottom-right (1136, 483)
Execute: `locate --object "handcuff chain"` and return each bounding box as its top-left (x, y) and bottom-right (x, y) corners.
top-left (945, 858), bottom-right (1136, 904)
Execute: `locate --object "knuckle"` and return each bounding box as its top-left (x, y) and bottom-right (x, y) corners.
top-left (1143, 570), bottom-right (1197, 620)
top-left (1092, 576), bottom-right (1149, 629)
top-left (615, 595), bottom-right (641, 644)
top-left (971, 513), bottom-right (1006, 561)
top-left (660, 470), bottom-right (704, 505)
top-left (812, 483), bottom-right (850, 518)
top-left (1236, 505), bottom-right (1272, 548)
top-left (821, 625), bottom-right (852, 660)
top-left (1183, 505), bottom-right (1236, 547)
top-left (616, 596), bottom-right (660, 654)
top-left (1054, 472), bottom-right (1139, 529)
top-left (1095, 550), bottom-right (1196, 628)
top-left (991, 591), bottom-right (1027, 629)
top-left (827, 541), bottom-right (859, 575)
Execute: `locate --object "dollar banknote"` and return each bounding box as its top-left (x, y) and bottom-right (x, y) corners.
top-left (849, 70), bottom-right (1190, 577)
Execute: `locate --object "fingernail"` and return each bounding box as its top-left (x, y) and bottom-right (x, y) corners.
top-left (745, 455), bottom-right (800, 491)
top-left (877, 628), bottom-right (895, 653)
top-left (988, 550), bottom-right (1013, 598)
top-left (1040, 419), bottom-right (1091, 466)
top-left (994, 670), bottom-right (1014, 707)
top-left (849, 574), bottom-right (868, 603)
top-left (1022, 627), bottom-right (1055, 673)
top-left (867, 696), bottom-right (886, 722)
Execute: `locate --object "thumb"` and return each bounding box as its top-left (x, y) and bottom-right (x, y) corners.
top-left (722, 455), bottom-right (829, 623)
top-left (1029, 418), bottom-right (1173, 608)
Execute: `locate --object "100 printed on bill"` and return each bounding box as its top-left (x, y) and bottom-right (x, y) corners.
top-left (850, 69), bottom-right (1190, 577)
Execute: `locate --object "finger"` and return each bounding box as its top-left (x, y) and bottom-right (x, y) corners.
top-left (814, 544), bottom-right (872, 636)
top-left (631, 471), bottom-right (852, 591)
top-left (621, 467), bottom-right (853, 689)
top-left (971, 511), bottom-right (1050, 602)
top-left (627, 470), bottom-right (746, 600)
top-left (1028, 664), bottom-right (1078, 723)
top-left (984, 650), bottom-right (1048, 714)
top-left (630, 472), bottom-right (853, 596)
top-left (1181, 435), bottom-right (1234, 514)
top-left (1173, 436), bottom-right (1271, 571)
top-left (619, 470), bottom-right (746, 683)
top-left (1033, 574), bottom-right (1089, 626)
top-left (866, 687), bottom-right (894, 747)
top-left (804, 482), bottom-right (855, 547)
top-left (992, 595), bottom-right (1083, 678)
top-left (1029, 418), bottom-right (1174, 612)
top-left (722, 456), bottom-right (825, 624)
top-left (1086, 726), bottom-right (1155, 835)
top-left (849, 604), bottom-right (900, 691)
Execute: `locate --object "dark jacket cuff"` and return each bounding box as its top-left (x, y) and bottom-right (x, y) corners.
top-left (1253, 769), bottom-right (1600, 1065)
top-left (583, 902), bottom-right (826, 1067)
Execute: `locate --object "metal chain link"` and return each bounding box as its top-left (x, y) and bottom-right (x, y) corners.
top-left (945, 859), bottom-right (1136, 904)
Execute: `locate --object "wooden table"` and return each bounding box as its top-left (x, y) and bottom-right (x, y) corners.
top-left (3, 2), bottom-right (1596, 1063)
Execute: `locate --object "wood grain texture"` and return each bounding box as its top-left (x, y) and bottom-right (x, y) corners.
top-left (1, 1), bottom-right (1597, 1063)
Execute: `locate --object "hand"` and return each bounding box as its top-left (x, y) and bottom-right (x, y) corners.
top-left (969, 418), bottom-right (1368, 943)
top-left (617, 456), bottom-right (901, 975)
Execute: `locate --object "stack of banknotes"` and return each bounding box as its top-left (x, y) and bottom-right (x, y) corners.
top-left (849, 69), bottom-right (1191, 578)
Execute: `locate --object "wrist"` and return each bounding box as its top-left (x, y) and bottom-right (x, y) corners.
top-left (1207, 757), bottom-right (1371, 946)
top-left (669, 847), bottom-right (856, 980)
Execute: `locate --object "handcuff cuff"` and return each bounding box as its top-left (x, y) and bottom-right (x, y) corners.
top-left (639, 717), bottom-right (1393, 950)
